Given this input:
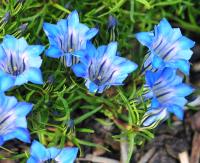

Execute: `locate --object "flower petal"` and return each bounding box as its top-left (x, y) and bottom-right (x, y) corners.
top-left (67, 10), bottom-right (79, 27)
top-left (145, 70), bottom-right (158, 87)
top-left (16, 37), bottom-right (28, 53)
top-left (56, 147), bottom-right (78, 163)
top-left (2, 35), bottom-right (17, 50)
top-left (116, 57), bottom-right (138, 74)
top-left (175, 84), bottom-right (194, 97)
top-left (14, 102), bottom-right (32, 116)
top-left (14, 128), bottom-right (30, 143)
top-left (156, 18), bottom-right (173, 37)
top-left (151, 97), bottom-right (160, 108)
top-left (0, 74), bottom-right (15, 92)
top-left (0, 45), bottom-right (6, 59)
top-left (24, 45), bottom-right (44, 57)
top-left (135, 32), bottom-right (153, 47)
top-left (85, 28), bottom-right (99, 40)
top-left (27, 68), bottom-right (43, 84)
top-left (1, 95), bottom-right (17, 110)
top-left (168, 105), bottom-right (184, 120)
top-left (104, 42), bottom-right (118, 59)
top-left (85, 81), bottom-right (98, 93)
top-left (43, 23), bottom-right (59, 37)
top-left (30, 140), bottom-right (48, 161)
top-left (176, 36), bottom-right (195, 50)
top-left (47, 147), bottom-right (60, 159)
top-left (57, 19), bottom-right (68, 33)
top-left (45, 46), bottom-right (62, 58)
top-left (152, 54), bottom-right (165, 69)
top-left (0, 136), bottom-right (4, 146)
top-left (27, 156), bottom-right (39, 163)
top-left (4, 128), bottom-right (30, 143)
top-left (72, 63), bottom-right (87, 78)
top-left (14, 72), bottom-right (28, 85)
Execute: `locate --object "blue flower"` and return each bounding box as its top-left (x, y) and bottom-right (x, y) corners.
top-left (135, 18), bottom-right (195, 75)
top-left (43, 10), bottom-right (98, 67)
top-left (0, 93), bottom-right (32, 146)
top-left (0, 35), bottom-right (44, 92)
top-left (141, 107), bottom-right (168, 127)
top-left (144, 68), bottom-right (194, 122)
top-left (72, 42), bottom-right (138, 93)
top-left (27, 140), bottom-right (78, 163)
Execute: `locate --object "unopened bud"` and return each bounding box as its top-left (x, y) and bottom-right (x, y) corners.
top-left (141, 108), bottom-right (168, 129)
top-left (18, 23), bottom-right (28, 32)
top-left (2, 12), bottom-right (10, 24)
top-left (107, 15), bottom-right (118, 42)
top-left (108, 15), bottom-right (118, 30)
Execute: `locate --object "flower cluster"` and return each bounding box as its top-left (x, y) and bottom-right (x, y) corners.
top-left (136, 18), bottom-right (195, 75)
top-left (0, 9), bottom-right (136, 162)
top-left (137, 19), bottom-right (195, 127)
top-left (43, 10), bottom-right (137, 93)
top-left (0, 34), bottom-right (44, 147)
top-left (0, 8), bottom-right (196, 162)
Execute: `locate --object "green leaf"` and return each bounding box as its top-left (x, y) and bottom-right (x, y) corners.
top-left (136, 0), bottom-right (151, 9)
top-left (74, 106), bottom-right (102, 125)
top-left (76, 128), bottom-right (95, 133)
top-left (74, 138), bottom-right (109, 151)
top-left (127, 133), bottom-right (136, 163)
top-left (95, 118), bottom-right (113, 126)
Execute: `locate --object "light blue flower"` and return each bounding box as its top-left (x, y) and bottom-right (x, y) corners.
top-left (144, 68), bottom-right (194, 123)
top-left (43, 10), bottom-right (98, 67)
top-left (72, 42), bottom-right (138, 93)
top-left (0, 93), bottom-right (32, 146)
top-left (135, 18), bottom-right (195, 75)
top-left (27, 140), bottom-right (78, 163)
top-left (141, 107), bottom-right (168, 128)
top-left (0, 35), bottom-right (44, 92)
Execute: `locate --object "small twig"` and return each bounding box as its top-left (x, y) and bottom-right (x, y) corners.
top-left (190, 132), bottom-right (200, 163)
top-left (0, 146), bottom-right (16, 154)
top-left (178, 151), bottom-right (189, 163)
top-left (138, 147), bottom-right (156, 163)
top-left (120, 137), bottom-right (128, 163)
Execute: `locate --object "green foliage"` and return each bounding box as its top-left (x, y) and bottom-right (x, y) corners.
top-left (0, 0), bottom-right (199, 162)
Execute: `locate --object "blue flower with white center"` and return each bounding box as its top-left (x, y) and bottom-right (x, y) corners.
top-left (135, 18), bottom-right (195, 75)
top-left (72, 42), bottom-right (138, 93)
top-left (0, 35), bottom-right (44, 92)
top-left (0, 93), bottom-right (32, 146)
top-left (144, 68), bottom-right (194, 121)
top-left (43, 10), bottom-right (98, 67)
top-left (27, 140), bottom-right (78, 163)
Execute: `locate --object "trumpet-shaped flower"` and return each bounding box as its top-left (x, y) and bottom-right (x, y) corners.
top-left (135, 18), bottom-right (195, 75)
top-left (27, 140), bottom-right (78, 163)
top-left (72, 42), bottom-right (138, 93)
top-left (141, 107), bottom-right (169, 127)
top-left (0, 93), bottom-right (32, 146)
top-left (0, 35), bottom-right (44, 92)
top-left (144, 68), bottom-right (194, 121)
top-left (43, 10), bottom-right (98, 67)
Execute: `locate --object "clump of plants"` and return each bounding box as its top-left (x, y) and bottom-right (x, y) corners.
top-left (0, 0), bottom-right (198, 163)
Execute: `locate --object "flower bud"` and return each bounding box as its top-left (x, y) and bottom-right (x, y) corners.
top-left (141, 108), bottom-right (168, 129)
